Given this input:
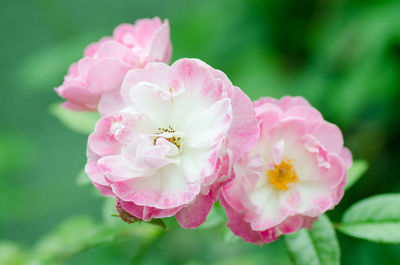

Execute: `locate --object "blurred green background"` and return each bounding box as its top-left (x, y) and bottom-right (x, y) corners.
top-left (1, 0), bottom-right (400, 264)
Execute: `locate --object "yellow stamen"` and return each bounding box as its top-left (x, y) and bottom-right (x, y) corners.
top-left (153, 126), bottom-right (182, 150)
top-left (268, 159), bottom-right (298, 191)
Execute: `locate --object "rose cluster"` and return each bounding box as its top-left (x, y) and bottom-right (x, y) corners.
top-left (56, 17), bottom-right (352, 244)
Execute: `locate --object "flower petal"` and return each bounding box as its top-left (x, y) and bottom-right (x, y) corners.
top-left (183, 98), bottom-right (232, 149)
top-left (148, 19), bottom-right (172, 64)
top-left (112, 164), bottom-right (200, 209)
top-left (87, 58), bottom-right (131, 93)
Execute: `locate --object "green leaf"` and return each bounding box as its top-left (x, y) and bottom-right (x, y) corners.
top-left (337, 193), bottom-right (400, 243)
top-left (345, 160), bottom-right (368, 190)
top-left (162, 217), bottom-right (180, 231)
top-left (148, 219), bottom-right (167, 230)
top-left (284, 214), bottom-right (340, 265)
top-left (32, 217), bottom-right (110, 262)
top-left (50, 103), bottom-right (100, 134)
top-left (32, 216), bottom-right (162, 263)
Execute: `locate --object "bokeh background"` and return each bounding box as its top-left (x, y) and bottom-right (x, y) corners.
top-left (1, 0), bottom-right (400, 264)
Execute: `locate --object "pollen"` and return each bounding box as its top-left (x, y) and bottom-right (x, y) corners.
top-left (153, 126), bottom-right (182, 150)
top-left (268, 159), bottom-right (299, 191)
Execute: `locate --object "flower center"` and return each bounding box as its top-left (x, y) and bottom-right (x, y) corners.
top-left (153, 126), bottom-right (183, 150)
top-left (268, 159), bottom-right (299, 191)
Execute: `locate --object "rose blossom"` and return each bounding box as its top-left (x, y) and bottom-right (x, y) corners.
top-left (220, 96), bottom-right (352, 244)
top-left (85, 58), bottom-right (260, 228)
top-left (55, 17), bottom-right (172, 112)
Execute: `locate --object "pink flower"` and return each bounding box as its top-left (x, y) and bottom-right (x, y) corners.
top-left (220, 96), bottom-right (352, 244)
top-left (55, 17), bottom-right (172, 112)
top-left (85, 58), bottom-right (260, 228)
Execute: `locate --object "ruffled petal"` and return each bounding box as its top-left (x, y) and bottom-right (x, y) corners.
top-left (111, 164), bottom-right (201, 209)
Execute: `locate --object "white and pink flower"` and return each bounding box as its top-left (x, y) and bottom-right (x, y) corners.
top-left (220, 96), bottom-right (352, 244)
top-left (55, 17), bottom-right (172, 112)
top-left (85, 58), bottom-right (259, 228)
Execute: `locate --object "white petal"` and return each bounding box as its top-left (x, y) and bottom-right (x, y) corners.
top-left (183, 98), bottom-right (232, 149)
top-left (129, 81), bottom-right (173, 125)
